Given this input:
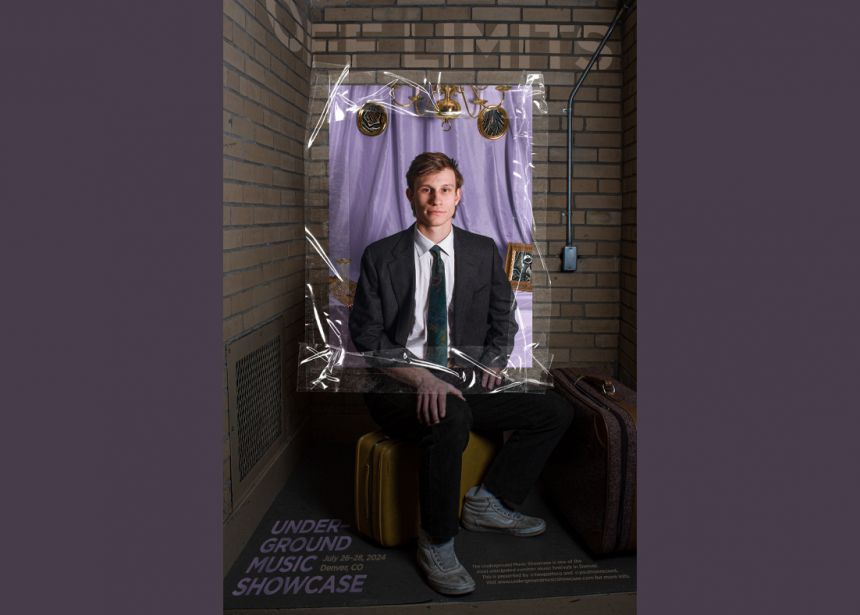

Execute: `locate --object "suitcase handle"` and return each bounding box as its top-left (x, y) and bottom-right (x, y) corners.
top-left (579, 375), bottom-right (616, 397)
top-left (576, 374), bottom-right (637, 424)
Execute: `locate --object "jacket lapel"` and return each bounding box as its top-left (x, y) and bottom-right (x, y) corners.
top-left (385, 225), bottom-right (416, 346)
top-left (452, 227), bottom-right (479, 347)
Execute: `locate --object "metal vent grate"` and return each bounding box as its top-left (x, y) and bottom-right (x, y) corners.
top-left (235, 334), bottom-right (283, 480)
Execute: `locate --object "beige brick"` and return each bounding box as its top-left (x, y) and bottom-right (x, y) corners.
top-left (524, 39), bottom-right (572, 55)
top-left (352, 53), bottom-right (402, 68)
top-left (224, 14), bottom-right (234, 41)
top-left (575, 257), bottom-right (618, 273)
top-left (377, 38), bottom-right (424, 53)
top-left (593, 335), bottom-right (619, 350)
top-left (436, 23), bottom-right (483, 37)
top-left (571, 319), bottom-right (619, 333)
top-left (425, 38), bottom-right (474, 54)
top-left (550, 287), bottom-right (571, 303)
top-left (476, 70), bottom-right (529, 85)
top-left (224, 43), bottom-right (245, 71)
top-left (373, 7), bottom-right (421, 21)
top-left (598, 148), bottom-right (621, 163)
top-left (558, 303), bottom-right (585, 318)
top-left (363, 22), bottom-right (411, 37)
top-left (574, 102), bottom-right (620, 118)
top-left (573, 164), bottom-right (619, 179)
top-left (585, 303), bottom-right (620, 318)
top-left (549, 348), bottom-right (570, 364)
top-left (224, 0), bottom-right (246, 27)
top-left (596, 242), bottom-right (620, 257)
top-left (244, 56), bottom-right (267, 84)
top-left (223, 315), bottom-right (244, 341)
top-left (450, 54), bottom-right (499, 69)
top-left (597, 273), bottom-right (619, 288)
top-left (572, 148), bottom-right (598, 162)
top-left (423, 7), bottom-right (471, 21)
top-left (324, 8), bottom-right (372, 21)
top-left (329, 39), bottom-right (375, 52)
top-left (573, 225), bottom-right (621, 241)
top-left (223, 229), bottom-right (243, 251)
top-left (549, 273), bottom-right (596, 288)
top-left (313, 23), bottom-right (337, 38)
top-left (339, 24), bottom-right (360, 38)
top-left (552, 334), bottom-right (596, 348)
top-left (402, 53), bottom-right (449, 68)
top-left (600, 87), bottom-right (622, 102)
top-left (599, 179), bottom-right (621, 193)
top-left (569, 350), bottom-right (618, 364)
top-left (523, 8), bottom-right (571, 22)
top-left (413, 23), bottom-right (434, 37)
top-left (584, 117), bottom-right (622, 132)
top-left (485, 24), bottom-right (509, 37)
top-left (483, 9), bottom-right (529, 22)
top-left (475, 38), bottom-right (514, 54)
top-left (575, 132), bottom-right (621, 148)
top-left (512, 24), bottom-right (558, 38)
top-left (585, 210), bottom-right (621, 226)
top-left (549, 319), bottom-right (573, 333)
top-left (500, 54), bottom-right (548, 70)
top-left (573, 8), bottom-right (618, 23)
top-left (559, 24), bottom-right (582, 39)
top-left (224, 65), bottom-right (241, 90)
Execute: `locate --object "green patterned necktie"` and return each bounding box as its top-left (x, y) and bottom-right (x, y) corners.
top-left (426, 245), bottom-right (448, 366)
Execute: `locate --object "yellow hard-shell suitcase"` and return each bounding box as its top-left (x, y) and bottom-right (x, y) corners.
top-left (354, 430), bottom-right (500, 547)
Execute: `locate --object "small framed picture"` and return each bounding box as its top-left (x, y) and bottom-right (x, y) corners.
top-left (504, 242), bottom-right (534, 292)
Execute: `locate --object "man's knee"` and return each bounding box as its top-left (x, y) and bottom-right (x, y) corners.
top-left (428, 398), bottom-right (472, 449)
top-left (535, 391), bottom-right (574, 432)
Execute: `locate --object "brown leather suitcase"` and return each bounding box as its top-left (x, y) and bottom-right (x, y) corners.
top-left (542, 368), bottom-right (637, 556)
top-left (354, 430), bottom-right (500, 547)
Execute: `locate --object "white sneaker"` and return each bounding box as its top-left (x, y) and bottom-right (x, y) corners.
top-left (416, 531), bottom-right (476, 595)
top-left (461, 486), bottom-right (547, 537)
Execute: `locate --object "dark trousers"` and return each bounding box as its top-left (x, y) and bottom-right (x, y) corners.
top-left (364, 388), bottom-right (573, 540)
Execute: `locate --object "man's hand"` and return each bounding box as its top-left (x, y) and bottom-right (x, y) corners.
top-left (481, 367), bottom-right (503, 391)
top-left (415, 374), bottom-right (465, 426)
top-left (382, 367), bottom-right (465, 427)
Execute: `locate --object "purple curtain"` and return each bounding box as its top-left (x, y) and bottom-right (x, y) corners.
top-left (327, 83), bottom-right (534, 366)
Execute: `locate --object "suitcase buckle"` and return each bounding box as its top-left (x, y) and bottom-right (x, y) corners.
top-left (602, 381), bottom-right (616, 396)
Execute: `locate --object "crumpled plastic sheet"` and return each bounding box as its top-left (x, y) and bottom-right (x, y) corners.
top-left (299, 65), bottom-right (553, 393)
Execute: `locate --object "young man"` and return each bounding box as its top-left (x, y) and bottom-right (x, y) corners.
top-left (348, 152), bottom-right (572, 595)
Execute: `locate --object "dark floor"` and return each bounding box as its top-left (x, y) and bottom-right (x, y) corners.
top-left (224, 444), bottom-right (635, 611)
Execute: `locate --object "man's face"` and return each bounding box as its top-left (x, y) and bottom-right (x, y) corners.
top-left (407, 168), bottom-right (462, 232)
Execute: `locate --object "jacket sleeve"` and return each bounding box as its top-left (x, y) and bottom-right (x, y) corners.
top-left (348, 246), bottom-right (413, 367)
top-left (479, 240), bottom-right (519, 368)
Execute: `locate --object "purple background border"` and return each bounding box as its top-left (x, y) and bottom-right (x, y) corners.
top-left (3, 1), bottom-right (859, 614)
top-left (2, 2), bottom-right (222, 614)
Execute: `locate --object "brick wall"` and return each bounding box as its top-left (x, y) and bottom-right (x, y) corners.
top-left (311, 0), bottom-right (626, 374)
top-left (223, 0), bottom-right (313, 519)
top-left (619, 3), bottom-right (636, 388)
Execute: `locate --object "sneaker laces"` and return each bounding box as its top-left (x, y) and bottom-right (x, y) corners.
top-left (419, 534), bottom-right (460, 571)
top-left (486, 494), bottom-right (524, 521)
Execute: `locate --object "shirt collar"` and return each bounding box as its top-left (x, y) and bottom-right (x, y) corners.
top-left (414, 226), bottom-right (455, 257)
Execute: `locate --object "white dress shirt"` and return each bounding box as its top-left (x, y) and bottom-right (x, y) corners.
top-left (406, 227), bottom-right (456, 361)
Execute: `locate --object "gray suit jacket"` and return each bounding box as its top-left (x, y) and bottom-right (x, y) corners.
top-left (348, 224), bottom-right (518, 369)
